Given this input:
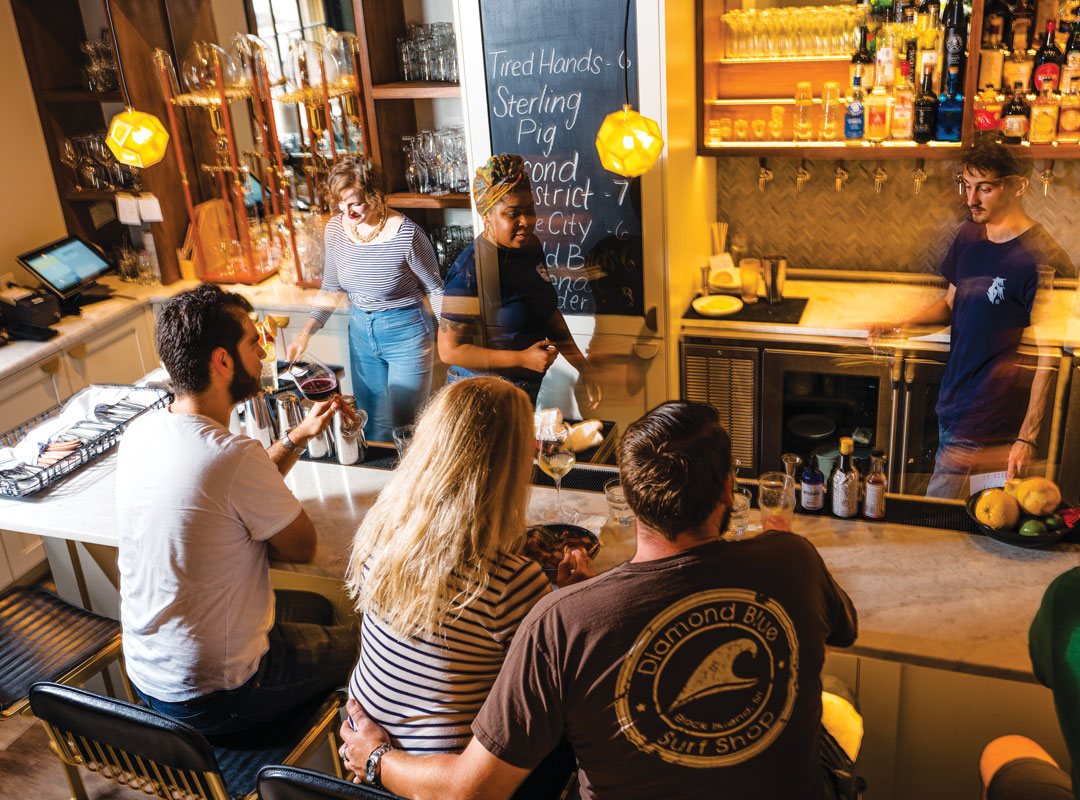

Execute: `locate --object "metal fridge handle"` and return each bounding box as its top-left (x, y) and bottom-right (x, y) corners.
top-left (898, 358), bottom-right (917, 494)
top-left (887, 354), bottom-right (903, 487)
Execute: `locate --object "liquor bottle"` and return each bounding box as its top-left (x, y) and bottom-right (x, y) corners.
top-left (1056, 1), bottom-right (1075, 50)
top-left (864, 450), bottom-right (888, 520)
top-left (892, 60), bottom-right (916, 138)
top-left (852, 26), bottom-right (875, 90)
top-left (936, 65), bottom-right (965, 140)
top-left (974, 85), bottom-right (1005, 142)
top-left (984, 0), bottom-right (1013, 49)
top-left (941, 0), bottom-right (968, 90)
top-left (867, 73), bottom-right (893, 140)
top-left (1001, 81), bottom-right (1032, 141)
top-left (914, 66), bottom-right (940, 141)
top-left (1062, 18), bottom-right (1080, 90)
top-left (1058, 84), bottom-right (1080, 140)
top-left (918, 0), bottom-right (942, 32)
top-left (1003, 45), bottom-right (1037, 88)
top-left (1033, 20), bottom-right (1065, 90)
top-left (831, 437), bottom-right (861, 519)
top-left (800, 457), bottom-right (826, 513)
top-left (1012, 0), bottom-right (1037, 52)
top-left (1030, 75), bottom-right (1062, 140)
top-left (846, 75), bottom-right (867, 140)
top-left (877, 15), bottom-right (899, 87)
top-left (1040, 0), bottom-right (1063, 39)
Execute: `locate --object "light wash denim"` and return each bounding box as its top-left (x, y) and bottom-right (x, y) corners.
top-left (349, 303), bottom-right (434, 443)
top-left (445, 365), bottom-right (543, 406)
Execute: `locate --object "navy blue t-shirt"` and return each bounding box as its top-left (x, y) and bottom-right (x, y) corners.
top-left (936, 222), bottom-right (1068, 440)
top-left (443, 235), bottom-right (559, 380)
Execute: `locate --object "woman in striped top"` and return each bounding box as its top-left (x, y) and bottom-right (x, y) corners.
top-left (288, 158), bottom-right (444, 443)
top-left (344, 377), bottom-right (593, 755)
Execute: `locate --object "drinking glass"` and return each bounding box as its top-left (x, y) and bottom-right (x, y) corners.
top-left (604, 478), bottom-right (635, 526)
top-left (537, 422), bottom-right (576, 522)
top-left (758, 472), bottom-right (796, 531)
top-left (116, 248), bottom-right (139, 282)
top-left (734, 119), bottom-right (749, 141)
top-left (136, 250), bottom-right (159, 285)
top-left (728, 493), bottom-right (751, 539)
top-left (392, 424), bottom-right (415, 458)
top-left (739, 258), bottom-right (761, 303)
top-left (289, 355), bottom-right (339, 401)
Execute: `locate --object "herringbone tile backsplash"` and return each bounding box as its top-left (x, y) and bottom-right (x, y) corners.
top-left (715, 158), bottom-right (1080, 274)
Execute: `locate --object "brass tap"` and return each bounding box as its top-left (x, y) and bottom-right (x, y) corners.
top-left (758, 158), bottom-right (774, 192)
top-left (913, 159), bottom-right (927, 196)
top-left (1038, 160), bottom-right (1055, 196)
top-left (796, 160), bottom-right (811, 192)
top-left (834, 164), bottom-right (849, 192)
top-left (873, 165), bottom-right (888, 194)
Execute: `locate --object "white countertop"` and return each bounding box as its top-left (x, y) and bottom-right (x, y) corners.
top-left (1, 452), bottom-right (1075, 683)
top-left (680, 278), bottom-right (1080, 351)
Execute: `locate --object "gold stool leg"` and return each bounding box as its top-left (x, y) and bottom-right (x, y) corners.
top-left (327, 728), bottom-right (345, 780)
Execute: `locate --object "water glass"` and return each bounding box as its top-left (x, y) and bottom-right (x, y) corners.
top-left (136, 250), bottom-right (159, 286)
top-left (116, 248), bottom-right (139, 282)
top-left (392, 424), bottom-right (415, 458)
top-left (739, 258), bottom-right (761, 304)
top-left (728, 493), bottom-right (751, 539)
top-left (758, 472), bottom-right (796, 531)
top-left (604, 479), bottom-right (635, 526)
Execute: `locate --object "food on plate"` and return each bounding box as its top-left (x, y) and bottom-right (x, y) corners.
top-left (524, 525), bottom-right (599, 571)
top-left (1003, 478), bottom-right (1023, 498)
top-left (567, 419), bottom-right (603, 452)
top-left (1018, 519), bottom-right (1048, 538)
top-left (1044, 513), bottom-right (1066, 531)
top-left (974, 489), bottom-right (1021, 530)
top-left (1016, 477), bottom-right (1062, 517)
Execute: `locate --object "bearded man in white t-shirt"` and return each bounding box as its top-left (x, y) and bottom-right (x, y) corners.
top-left (117, 283), bottom-right (357, 735)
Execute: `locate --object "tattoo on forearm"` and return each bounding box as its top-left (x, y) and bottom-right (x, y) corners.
top-left (439, 316), bottom-right (476, 343)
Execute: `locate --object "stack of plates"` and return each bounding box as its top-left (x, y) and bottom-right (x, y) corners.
top-left (691, 295), bottom-right (744, 318)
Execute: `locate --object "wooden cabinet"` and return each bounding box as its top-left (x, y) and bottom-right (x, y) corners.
top-left (0, 355), bottom-right (74, 432)
top-left (64, 310), bottom-right (157, 392)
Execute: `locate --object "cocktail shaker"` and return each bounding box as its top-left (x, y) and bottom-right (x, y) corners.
top-left (243, 394), bottom-right (277, 448)
top-left (761, 255), bottom-right (787, 304)
top-left (333, 395), bottom-right (367, 465)
top-left (276, 393), bottom-right (304, 435)
top-left (300, 399), bottom-right (334, 459)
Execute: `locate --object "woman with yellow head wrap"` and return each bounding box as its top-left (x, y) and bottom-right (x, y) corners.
top-left (437, 154), bottom-right (601, 407)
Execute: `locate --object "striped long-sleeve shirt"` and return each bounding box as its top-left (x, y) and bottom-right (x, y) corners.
top-left (349, 555), bottom-right (551, 754)
top-left (309, 215), bottom-right (444, 326)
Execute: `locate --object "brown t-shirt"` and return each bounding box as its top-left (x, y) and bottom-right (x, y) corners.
top-left (472, 532), bottom-right (858, 800)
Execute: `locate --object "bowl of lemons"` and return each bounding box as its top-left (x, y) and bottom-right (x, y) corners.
top-left (966, 478), bottom-right (1076, 548)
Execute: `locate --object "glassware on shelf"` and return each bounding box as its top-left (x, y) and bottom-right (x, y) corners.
top-left (793, 81), bottom-right (815, 140)
top-left (427, 224), bottom-right (474, 275)
top-left (721, 5), bottom-right (863, 61)
top-left (400, 127), bottom-right (467, 195)
top-left (395, 22), bottom-right (459, 83)
top-left (81, 35), bottom-right (119, 93)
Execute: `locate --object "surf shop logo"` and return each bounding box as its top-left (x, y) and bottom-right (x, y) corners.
top-left (614, 589), bottom-right (798, 767)
top-left (987, 277), bottom-right (1006, 305)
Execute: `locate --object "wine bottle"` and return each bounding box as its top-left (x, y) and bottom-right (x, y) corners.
top-left (913, 66), bottom-right (940, 141)
top-left (1063, 20), bottom-right (1080, 92)
top-left (1032, 20), bottom-right (1065, 91)
top-left (852, 25), bottom-right (875, 90)
top-left (941, 0), bottom-right (968, 91)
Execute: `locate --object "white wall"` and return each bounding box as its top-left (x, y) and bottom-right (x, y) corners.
top-left (0, 3), bottom-right (67, 284)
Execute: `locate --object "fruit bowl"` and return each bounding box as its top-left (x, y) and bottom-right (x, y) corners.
top-left (965, 488), bottom-right (1075, 548)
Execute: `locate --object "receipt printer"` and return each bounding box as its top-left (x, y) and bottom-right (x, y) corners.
top-left (0, 285), bottom-right (61, 330)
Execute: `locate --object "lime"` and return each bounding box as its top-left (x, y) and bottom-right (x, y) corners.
top-left (1044, 514), bottom-right (1065, 531)
top-left (1019, 519), bottom-right (1048, 537)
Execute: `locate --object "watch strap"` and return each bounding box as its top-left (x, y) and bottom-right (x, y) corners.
top-left (365, 743), bottom-right (394, 787)
top-left (280, 429), bottom-right (301, 453)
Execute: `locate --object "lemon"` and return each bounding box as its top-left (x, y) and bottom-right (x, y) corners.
top-left (1017, 478), bottom-right (1062, 516)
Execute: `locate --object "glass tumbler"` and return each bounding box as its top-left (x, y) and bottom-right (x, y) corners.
top-left (757, 472), bottom-right (796, 531)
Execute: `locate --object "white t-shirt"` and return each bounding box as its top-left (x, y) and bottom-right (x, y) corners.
top-left (116, 409), bottom-right (303, 702)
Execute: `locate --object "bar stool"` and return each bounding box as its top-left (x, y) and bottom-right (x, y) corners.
top-left (258, 765), bottom-right (403, 800)
top-left (0, 584), bottom-right (124, 718)
top-left (31, 682), bottom-right (346, 800)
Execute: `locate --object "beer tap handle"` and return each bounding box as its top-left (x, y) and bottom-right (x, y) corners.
top-left (1039, 160), bottom-right (1055, 197)
top-left (834, 162), bottom-right (849, 193)
top-left (796, 159), bottom-right (811, 192)
top-left (913, 159), bottom-right (927, 196)
top-left (873, 163), bottom-right (888, 194)
top-left (758, 158), bottom-right (774, 192)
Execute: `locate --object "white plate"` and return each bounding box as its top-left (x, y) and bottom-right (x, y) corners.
top-left (692, 295), bottom-right (744, 318)
top-left (708, 267), bottom-right (739, 289)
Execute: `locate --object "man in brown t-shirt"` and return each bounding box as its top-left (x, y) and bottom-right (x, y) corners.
top-left (340, 400), bottom-right (859, 800)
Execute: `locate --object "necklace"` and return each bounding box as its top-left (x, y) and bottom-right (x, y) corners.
top-left (350, 206), bottom-right (388, 244)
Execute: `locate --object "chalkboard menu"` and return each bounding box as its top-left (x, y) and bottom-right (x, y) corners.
top-left (480, 0), bottom-right (644, 317)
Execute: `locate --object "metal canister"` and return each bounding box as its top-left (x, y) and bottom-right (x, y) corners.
top-left (762, 255), bottom-right (788, 304)
top-left (332, 395), bottom-right (367, 465)
top-left (300, 399), bottom-right (334, 459)
top-left (275, 393), bottom-right (304, 432)
top-left (243, 394), bottom-right (277, 448)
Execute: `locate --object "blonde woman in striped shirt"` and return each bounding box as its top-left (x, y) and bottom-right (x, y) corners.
top-left (344, 376), bottom-right (594, 758)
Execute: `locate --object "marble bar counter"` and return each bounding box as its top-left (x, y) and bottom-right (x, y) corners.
top-left (1, 452), bottom-right (1076, 684)
top-left (680, 278), bottom-right (1080, 352)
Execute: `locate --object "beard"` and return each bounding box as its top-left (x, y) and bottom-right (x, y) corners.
top-left (227, 353), bottom-right (261, 405)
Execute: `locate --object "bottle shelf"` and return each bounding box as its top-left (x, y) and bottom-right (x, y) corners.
top-left (700, 141), bottom-right (964, 159)
top-left (371, 82), bottom-right (461, 100)
top-left (43, 90), bottom-right (124, 104)
top-left (63, 189), bottom-right (117, 201)
top-left (386, 192), bottom-right (471, 209)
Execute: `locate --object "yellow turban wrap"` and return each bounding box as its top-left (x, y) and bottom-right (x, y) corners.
top-left (472, 154), bottom-right (532, 216)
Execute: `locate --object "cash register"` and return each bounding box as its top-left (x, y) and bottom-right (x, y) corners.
top-left (16, 235), bottom-right (115, 316)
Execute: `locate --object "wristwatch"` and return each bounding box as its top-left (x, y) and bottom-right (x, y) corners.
top-left (279, 429), bottom-right (301, 453)
top-left (364, 743), bottom-right (394, 787)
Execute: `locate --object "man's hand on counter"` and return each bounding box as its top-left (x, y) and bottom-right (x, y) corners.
top-left (1007, 439), bottom-right (1037, 481)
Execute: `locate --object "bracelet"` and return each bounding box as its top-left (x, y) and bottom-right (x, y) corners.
top-left (1016, 437), bottom-right (1037, 448)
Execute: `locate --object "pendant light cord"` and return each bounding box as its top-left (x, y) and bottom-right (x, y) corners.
top-left (623, 0), bottom-right (631, 106)
top-left (103, 0), bottom-right (132, 108)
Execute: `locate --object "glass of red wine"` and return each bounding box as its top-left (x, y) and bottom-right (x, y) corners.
top-left (288, 355), bottom-right (339, 401)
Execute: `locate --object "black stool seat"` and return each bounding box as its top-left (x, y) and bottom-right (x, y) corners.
top-left (259, 765), bottom-right (403, 800)
top-left (0, 586), bottom-right (120, 714)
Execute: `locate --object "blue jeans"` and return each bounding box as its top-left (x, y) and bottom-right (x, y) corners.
top-left (926, 423), bottom-right (986, 499)
top-left (135, 591), bottom-right (357, 736)
top-left (349, 304), bottom-right (434, 442)
top-left (445, 365), bottom-right (543, 406)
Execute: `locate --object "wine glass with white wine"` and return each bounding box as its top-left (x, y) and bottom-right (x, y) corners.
top-left (536, 422), bottom-right (577, 522)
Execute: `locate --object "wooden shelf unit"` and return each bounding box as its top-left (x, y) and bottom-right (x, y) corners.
top-left (386, 192), bottom-right (470, 209)
top-left (371, 81), bottom-right (461, 100)
top-left (696, 0), bottom-right (1070, 160)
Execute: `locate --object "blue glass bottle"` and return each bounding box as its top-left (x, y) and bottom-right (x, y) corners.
top-left (845, 75), bottom-right (866, 140)
top-left (936, 65), bottom-right (964, 141)
top-left (800, 456), bottom-right (826, 513)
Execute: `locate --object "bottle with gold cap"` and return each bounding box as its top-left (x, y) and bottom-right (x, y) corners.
top-left (831, 437), bottom-right (861, 519)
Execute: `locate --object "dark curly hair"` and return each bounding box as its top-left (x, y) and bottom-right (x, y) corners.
top-left (617, 401), bottom-right (732, 539)
top-left (156, 283), bottom-right (254, 396)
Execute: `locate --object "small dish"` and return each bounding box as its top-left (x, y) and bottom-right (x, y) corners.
top-left (692, 295), bottom-right (744, 318)
top-left (525, 523), bottom-right (601, 578)
top-left (965, 489), bottom-right (1073, 549)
